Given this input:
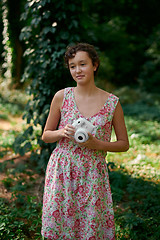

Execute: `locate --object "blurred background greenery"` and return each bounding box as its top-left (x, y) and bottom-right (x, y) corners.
top-left (0, 0), bottom-right (160, 239)
top-left (1, 0), bottom-right (160, 165)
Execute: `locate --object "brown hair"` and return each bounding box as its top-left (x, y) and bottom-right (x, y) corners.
top-left (64, 43), bottom-right (100, 76)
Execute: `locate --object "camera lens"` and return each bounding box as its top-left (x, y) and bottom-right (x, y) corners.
top-left (74, 128), bottom-right (88, 142)
top-left (78, 136), bottom-right (83, 141)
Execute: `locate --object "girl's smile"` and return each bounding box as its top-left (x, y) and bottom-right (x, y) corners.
top-left (76, 74), bottom-right (85, 79)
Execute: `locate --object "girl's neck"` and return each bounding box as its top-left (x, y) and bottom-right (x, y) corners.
top-left (75, 83), bottom-right (98, 97)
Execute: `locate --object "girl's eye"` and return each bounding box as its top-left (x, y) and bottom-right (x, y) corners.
top-left (81, 63), bottom-right (86, 66)
top-left (70, 66), bottom-right (75, 69)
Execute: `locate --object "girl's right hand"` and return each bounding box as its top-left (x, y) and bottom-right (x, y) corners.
top-left (63, 124), bottom-right (75, 139)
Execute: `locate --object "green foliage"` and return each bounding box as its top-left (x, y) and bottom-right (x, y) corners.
top-left (1, 0), bottom-right (160, 168)
top-left (14, 0), bottom-right (85, 169)
top-left (114, 87), bottom-right (160, 121)
top-left (1, 0), bottom-right (160, 91)
top-left (0, 90), bottom-right (28, 116)
top-left (123, 103), bottom-right (160, 122)
top-left (138, 26), bottom-right (160, 92)
top-left (0, 149), bottom-right (42, 239)
top-left (112, 170), bottom-right (160, 239)
top-left (0, 91), bottom-right (27, 157)
top-left (83, 0), bottom-right (160, 89)
top-left (0, 196), bottom-right (42, 240)
top-left (0, 129), bottom-right (17, 150)
top-left (0, 100), bottom-right (23, 117)
top-left (108, 130), bottom-right (160, 239)
top-left (107, 114), bottom-right (160, 239)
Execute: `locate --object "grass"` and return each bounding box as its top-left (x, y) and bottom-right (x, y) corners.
top-left (0, 91), bottom-right (42, 239)
top-left (108, 116), bottom-right (160, 239)
top-left (0, 88), bottom-right (160, 239)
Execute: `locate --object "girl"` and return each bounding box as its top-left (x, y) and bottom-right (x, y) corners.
top-left (41, 43), bottom-right (129, 240)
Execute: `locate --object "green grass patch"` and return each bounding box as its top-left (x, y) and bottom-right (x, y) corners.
top-left (0, 196), bottom-right (42, 240)
top-left (108, 116), bottom-right (160, 239)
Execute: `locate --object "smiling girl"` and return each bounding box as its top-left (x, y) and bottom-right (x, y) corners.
top-left (41, 43), bottom-right (129, 240)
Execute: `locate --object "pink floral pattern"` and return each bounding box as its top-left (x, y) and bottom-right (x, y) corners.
top-left (41, 87), bottom-right (119, 239)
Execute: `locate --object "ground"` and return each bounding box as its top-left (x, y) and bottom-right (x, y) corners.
top-left (0, 117), bottom-right (44, 204)
top-left (0, 99), bottom-right (160, 239)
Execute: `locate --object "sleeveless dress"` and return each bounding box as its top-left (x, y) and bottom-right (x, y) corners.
top-left (41, 87), bottom-right (119, 240)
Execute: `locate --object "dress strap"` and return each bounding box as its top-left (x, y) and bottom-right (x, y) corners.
top-left (108, 94), bottom-right (119, 110)
top-left (106, 94), bottom-right (119, 121)
top-left (61, 87), bottom-right (74, 111)
top-left (64, 87), bottom-right (72, 98)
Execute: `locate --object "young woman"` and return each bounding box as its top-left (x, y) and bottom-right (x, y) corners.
top-left (41, 43), bottom-right (129, 240)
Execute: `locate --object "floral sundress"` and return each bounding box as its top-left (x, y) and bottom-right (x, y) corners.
top-left (41, 87), bottom-right (119, 240)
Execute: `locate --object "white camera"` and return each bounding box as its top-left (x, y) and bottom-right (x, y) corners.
top-left (72, 117), bottom-right (95, 143)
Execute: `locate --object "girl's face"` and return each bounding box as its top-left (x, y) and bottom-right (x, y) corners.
top-left (68, 51), bottom-right (97, 85)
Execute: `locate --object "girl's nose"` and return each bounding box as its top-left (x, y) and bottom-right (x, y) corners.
top-left (75, 66), bottom-right (81, 72)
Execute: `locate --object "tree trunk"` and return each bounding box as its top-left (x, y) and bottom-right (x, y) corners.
top-left (7, 0), bottom-right (25, 89)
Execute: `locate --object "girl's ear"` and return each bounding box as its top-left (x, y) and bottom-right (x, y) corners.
top-left (93, 62), bottom-right (98, 72)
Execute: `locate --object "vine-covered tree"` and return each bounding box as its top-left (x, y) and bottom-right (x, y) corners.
top-left (14, 0), bottom-right (86, 170)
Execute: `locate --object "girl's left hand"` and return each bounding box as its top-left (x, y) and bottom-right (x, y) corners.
top-left (78, 133), bottom-right (100, 150)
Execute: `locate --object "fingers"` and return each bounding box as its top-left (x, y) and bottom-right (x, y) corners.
top-left (77, 133), bottom-right (91, 146)
top-left (78, 133), bottom-right (95, 149)
top-left (64, 124), bottom-right (75, 138)
top-left (87, 132), bottom-right (93, 139)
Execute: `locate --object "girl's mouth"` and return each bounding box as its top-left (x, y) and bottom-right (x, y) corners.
top-left (76, 75), bottom-right (84, 79)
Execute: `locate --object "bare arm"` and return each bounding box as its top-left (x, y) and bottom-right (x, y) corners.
top-left (79, 101), bottom-right (129, 152)
top-left (42, 89), bottom-right (75, 143)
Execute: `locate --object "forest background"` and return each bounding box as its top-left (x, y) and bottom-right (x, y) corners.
top-left (0, 0), bottom-right (160, 239)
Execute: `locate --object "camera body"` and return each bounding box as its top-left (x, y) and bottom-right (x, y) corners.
top-left (72, 117), bottom-right (95, 143)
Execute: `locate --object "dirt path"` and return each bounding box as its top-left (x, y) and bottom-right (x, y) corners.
top-left (0, 117), bottom-right (24, 131)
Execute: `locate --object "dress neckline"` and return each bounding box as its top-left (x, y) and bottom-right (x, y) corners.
top-left (72, 87), bottom-right (112, 119)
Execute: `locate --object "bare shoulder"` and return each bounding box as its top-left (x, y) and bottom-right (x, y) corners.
top-left (54, 89), bottom-right (64, 100)
top-left (50, 89), bottom-right (64, 108)
top-left (52, 89), bottom-right (64, 101)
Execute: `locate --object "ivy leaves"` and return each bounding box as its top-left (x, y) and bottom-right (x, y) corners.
top-left (14, 0), bottom-right (84, 168)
